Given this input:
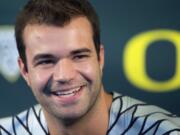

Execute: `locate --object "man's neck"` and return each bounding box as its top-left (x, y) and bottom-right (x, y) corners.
top-left (44, 89), bottom-right (112, 135)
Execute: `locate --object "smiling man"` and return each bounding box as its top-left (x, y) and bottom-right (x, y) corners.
top-left (0, 0), bottom-right (180, 135)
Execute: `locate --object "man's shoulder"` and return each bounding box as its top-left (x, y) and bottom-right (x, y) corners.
top-left (0, 104), bottom-right (48, 135)
top-left (108, 92), bottom-right (180, 134)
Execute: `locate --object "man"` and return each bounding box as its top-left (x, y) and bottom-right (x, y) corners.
top-left (0, 0), bottom-right (180, 134)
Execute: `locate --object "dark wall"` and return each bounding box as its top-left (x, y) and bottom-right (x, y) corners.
top-left (0, 0), bottom-right (179, 117)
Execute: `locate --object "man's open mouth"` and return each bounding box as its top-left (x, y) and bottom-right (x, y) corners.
top-left (51, 86), bottom-right (83, 97)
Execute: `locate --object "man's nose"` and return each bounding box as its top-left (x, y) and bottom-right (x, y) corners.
top-left (53, 59), bottom-right (76, 83)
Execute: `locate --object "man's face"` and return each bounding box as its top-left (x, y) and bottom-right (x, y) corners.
top-left (19, 17), bottom-right (104, 121)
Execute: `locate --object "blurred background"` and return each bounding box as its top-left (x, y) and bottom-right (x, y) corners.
top-left (0, 0), bottom-right (180, 117)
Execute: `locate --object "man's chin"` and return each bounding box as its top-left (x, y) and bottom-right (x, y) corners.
top-left (53, 110), bottom-right (88, 125)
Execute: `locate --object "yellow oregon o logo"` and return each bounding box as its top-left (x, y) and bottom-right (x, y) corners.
top-left (123, 29), bottom-right (180, 92)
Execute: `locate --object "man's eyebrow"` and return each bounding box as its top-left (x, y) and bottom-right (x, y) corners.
top-left (70, 48), bottom-right (92, 55)
top-left (33, 54), bottom-right (55, 63)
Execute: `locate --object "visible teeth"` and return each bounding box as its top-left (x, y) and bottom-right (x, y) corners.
top-left (54, 87), bottom-right (81, 96)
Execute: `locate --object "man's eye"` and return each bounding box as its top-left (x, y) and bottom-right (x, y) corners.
top-left (73, 55), bottom-right (89, 60)
top-left (36, 59), bottom-right (55, 66)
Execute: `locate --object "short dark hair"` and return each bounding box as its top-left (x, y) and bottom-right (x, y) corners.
top-left (15, 0), bottom-right (101, 70)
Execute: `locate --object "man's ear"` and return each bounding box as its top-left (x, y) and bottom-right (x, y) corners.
top-left (99, 45), bottom-right (105, 71)
top-left (18, 57), bottom-right (30, 86)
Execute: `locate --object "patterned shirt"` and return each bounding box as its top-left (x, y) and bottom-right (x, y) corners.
top-left (0, 92), bottom-right (180, 135)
